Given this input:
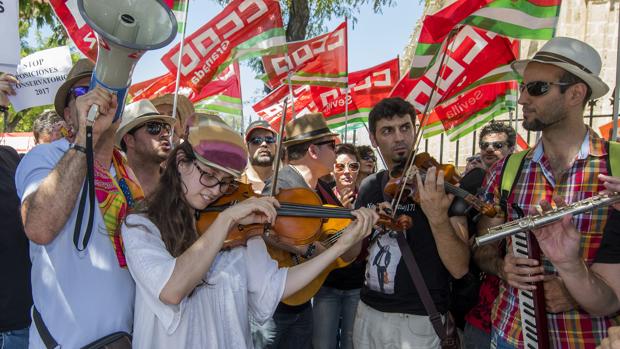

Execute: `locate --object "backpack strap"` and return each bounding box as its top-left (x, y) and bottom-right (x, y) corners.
top-left (499, 150), bottom-right (529, 216)
top-left (606, 141), bottom-right (620, 177)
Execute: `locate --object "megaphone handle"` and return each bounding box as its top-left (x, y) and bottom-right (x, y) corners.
top-left (87, 104), bottom-right (99, 123)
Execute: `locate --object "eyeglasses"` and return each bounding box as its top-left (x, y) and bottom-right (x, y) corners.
top-left (142, 121), bottom-right (172, 136)
top-left (193, 161), bottom-right (238, 195)
top-left (466, 155), bottom-right (481, 163)
top-left (361, 155), bottom-right (376, 162)
top-left (313, 140), bottom-right (336, 150)
top-left (249, 136), bottom-right (276, 145)
top-left (479, 141), bottom-right (508, 150)
top-left (334, 162), bottom-right (360, 173)
top-left (519, 81), bottom-right (574, 97)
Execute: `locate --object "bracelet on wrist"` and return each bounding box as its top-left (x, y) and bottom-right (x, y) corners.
top-left (69, 143), bottom-right (87, 154)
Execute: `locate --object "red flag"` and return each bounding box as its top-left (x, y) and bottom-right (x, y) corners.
top-left (391, 26), bottom-right (518, 114)
top-left (261, 21), bottom-right (348, 89)
top-left (161, 0), bottom-right (285, 93)
top-left (310, 58), bottom-right (399, 129)
top-left (432, 82), bottom-right (515, 130)
top-left (129, 63), bottom-right (240, 104)
top-left (252, 85), bottom-right (318, 130)
top-left (192, 62), bottom-right (241, 103)
top-left (49, 0), bottom-right (98, 61)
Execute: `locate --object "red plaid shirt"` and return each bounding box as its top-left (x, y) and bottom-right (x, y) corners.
top-left (484, 130), bottom-right (620, 348)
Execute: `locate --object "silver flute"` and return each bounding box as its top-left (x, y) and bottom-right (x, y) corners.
top-left (475, 193), bottom-right (620, 246)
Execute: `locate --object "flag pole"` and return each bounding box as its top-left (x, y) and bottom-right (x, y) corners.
top-left (172, 0), bottom-right (190, 123)
top-left (287, 71), bottom-right (296, 120)
top-left (612, 18), bottom-right (620, 141)
top-left (237, 60), bottom-right (245, 133)
top-left (342, 17), bottom-right (350, 142)
top-left (343, 86), bottom-right (350, 142)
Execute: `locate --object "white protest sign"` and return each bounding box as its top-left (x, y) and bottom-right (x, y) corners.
top-left (8, 47), bottom-right (73, 112)
top-left (0, 0), bottom-right (20, 74)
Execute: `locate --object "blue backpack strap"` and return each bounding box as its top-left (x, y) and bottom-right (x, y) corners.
top-left (498, 150), bottom-right (529, 216)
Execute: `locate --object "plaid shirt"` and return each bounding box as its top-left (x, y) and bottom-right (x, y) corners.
top-left (484, 129), bottom-right (620, 348)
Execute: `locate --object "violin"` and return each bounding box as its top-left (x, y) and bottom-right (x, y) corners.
top-left (384, 152), bottom-right (497, 218)
top-left (196, 182), bottom-right (413, 250)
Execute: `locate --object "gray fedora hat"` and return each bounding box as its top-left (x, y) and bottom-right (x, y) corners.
top-left (511, 37), bottom-right (609, 100)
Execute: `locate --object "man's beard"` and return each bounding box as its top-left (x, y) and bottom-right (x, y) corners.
top-left (522, 105), bottom-right (566, 131)
top-left (250, 154), bottom-right (274, 167)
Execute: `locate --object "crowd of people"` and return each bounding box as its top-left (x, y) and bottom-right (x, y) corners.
top-left (1, 36), bottom-right (620, 349)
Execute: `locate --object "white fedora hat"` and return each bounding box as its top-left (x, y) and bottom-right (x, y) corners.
top-left (511, 37), bottom-right (609, 100)
top-left (115, 100), bottom-right (176, 148)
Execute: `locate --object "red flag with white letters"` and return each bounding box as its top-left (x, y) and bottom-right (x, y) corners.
top-left (261, 21), bottom-right (348, 89)
top-left (161, 0), bottom-right (285, 94)
top-left (310, 58), bottom-right (399, 131)
top-left (252, 85), bottom-right (318, 131)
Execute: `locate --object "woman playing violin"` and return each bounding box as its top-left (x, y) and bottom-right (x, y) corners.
top-left (121, 115), bottom-right (378, 349)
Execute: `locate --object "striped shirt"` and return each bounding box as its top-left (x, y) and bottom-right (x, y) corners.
top-left (484, 129), bottom-right (620, 348)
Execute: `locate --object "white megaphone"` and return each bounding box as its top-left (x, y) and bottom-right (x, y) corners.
top-left (78, 0), bottom-right (177, 122)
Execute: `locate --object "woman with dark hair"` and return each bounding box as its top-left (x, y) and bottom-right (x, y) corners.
top-left (355, 145), bottom-right (377, 187)
top-left (121, 115), bottom-right (377, 349)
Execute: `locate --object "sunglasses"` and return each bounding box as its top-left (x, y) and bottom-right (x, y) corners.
top-left (313, 140), bottom-right (336, 150)
top-left (361, 155), bottom-right (376, 162)
top-left (480, 141), bottom-right (508, 150)
top-left (519, 81), bottom-right (574, 97)
top-left (249, 136), bottom-right (276, 145)
top-left (193, 161), bottom-right (237, 195)
top-left (466, 156), bottom-right (482, 162)
top-left (334, 162), bottom-right (360, 173)
top-left (141, 121), bottom-right (172, 136)
top-left (67, 86), bottom-right (90, 106)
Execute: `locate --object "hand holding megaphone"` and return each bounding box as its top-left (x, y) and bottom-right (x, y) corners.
top-left (74, 86), bottom-right (118, 146)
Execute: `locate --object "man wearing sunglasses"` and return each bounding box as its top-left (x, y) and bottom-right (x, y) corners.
top-left (115, 100), bottom-right (175, 197)
top-left (14, 59), bottom-right (138, 348)
top-left (475, 37), bottom-right (619, 348)
top-left (477, 121), bottom-right (516, 170)
top-left (241, 119), bottom-right (277, 194)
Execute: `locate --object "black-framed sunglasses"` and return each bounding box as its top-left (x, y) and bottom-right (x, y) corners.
top-left (361, 155), bottom-right (376, 162)
top-left (249, 136), bottom-right (276, 145)
top-left (334, 162), bottom-right (360, 172)
top-left (519, 81), bottom-right (574, 97)
top-left (141, 121), bottom-right (172, 136)
top-left (192, 161), bottom-right (238, 195)
top-left (480, 141), bottom-right (507, 150)
top-left (313, 140), bottom-right (336, 150)
top-left (466, 155), bottom-right (482, 163)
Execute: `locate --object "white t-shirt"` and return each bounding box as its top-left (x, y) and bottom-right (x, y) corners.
top-left (122, 214), bottom-right (287, 349)
top-left (15, 138), bottom-right (135, 348)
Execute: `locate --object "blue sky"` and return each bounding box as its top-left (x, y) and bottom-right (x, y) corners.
top-left (130, 0), bottom-right (424, 123)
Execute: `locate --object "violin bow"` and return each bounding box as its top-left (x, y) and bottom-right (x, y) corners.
top-left (388, 26), bottom-right (462, 217)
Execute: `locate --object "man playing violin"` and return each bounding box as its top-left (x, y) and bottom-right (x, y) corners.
top-left (257, 112), bottom-right (363, 349)
top-left (352, 97), bottom-right (470, 348)
top-left (475, 37), bottom-right (620, 348)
